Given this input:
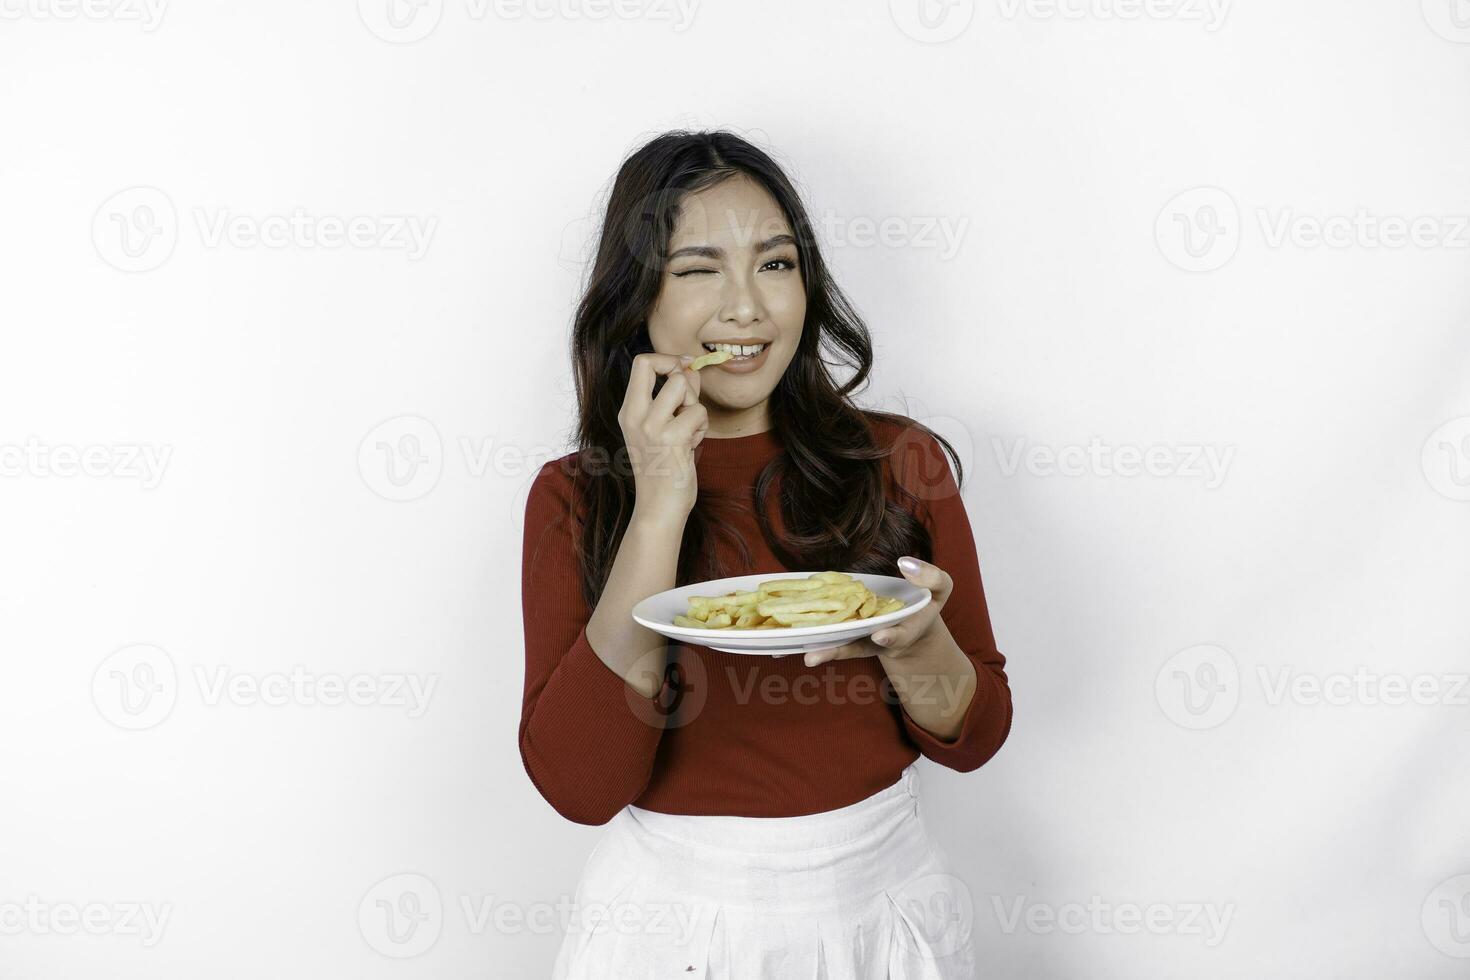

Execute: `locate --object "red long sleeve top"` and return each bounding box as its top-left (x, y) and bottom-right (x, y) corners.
top-left (518, 417), bottom-right (1013, 825)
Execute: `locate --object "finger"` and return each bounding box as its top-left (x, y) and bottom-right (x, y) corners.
top-left (803, 640), bottom-right (882, 667)
top-left (681, 365), bottom-right (701, 406)
top-left (667, 401), bottom-right (708, 444)
top-left (648, 369), bottom-right (689, 421)
top-left (896, 556), bottom-right (954, 606)
top-left (870, 604), bottom-right (939, 652)
top-left (672, 366), bottom-right (698, 411)
top-left (621, 353), bottom-right (693, 425)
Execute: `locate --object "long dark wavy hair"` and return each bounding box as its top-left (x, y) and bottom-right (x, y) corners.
top-left (568, 130), bottom-right (962, 608)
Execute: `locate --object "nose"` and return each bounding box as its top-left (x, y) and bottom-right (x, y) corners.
top-left (717, 268), bottom-right (765, 327)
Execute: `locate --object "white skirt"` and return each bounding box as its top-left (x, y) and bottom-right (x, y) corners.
top-left (551, 763), bottom-right (976, 979)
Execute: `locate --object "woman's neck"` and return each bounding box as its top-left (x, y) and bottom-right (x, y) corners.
top-left (702, 400), bottom-right (771, 439)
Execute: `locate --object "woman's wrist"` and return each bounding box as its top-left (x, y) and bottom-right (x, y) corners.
top-left (627, 503), bottom-right (690, 538)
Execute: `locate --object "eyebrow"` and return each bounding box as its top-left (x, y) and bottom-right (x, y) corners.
top-left (667, 233), bottom-right (798, 261)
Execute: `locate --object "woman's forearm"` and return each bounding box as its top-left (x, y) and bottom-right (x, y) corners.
top-left (584, 509), bottom-right (687, 699)
top-left (880, 622), bottom-right (977, 742)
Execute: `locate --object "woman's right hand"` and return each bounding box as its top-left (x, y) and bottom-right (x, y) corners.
top-left (616, 352), bottom-right (709, 525)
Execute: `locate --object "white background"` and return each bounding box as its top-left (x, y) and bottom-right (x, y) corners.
top-left (3, 0), bottom-right (1469, 976)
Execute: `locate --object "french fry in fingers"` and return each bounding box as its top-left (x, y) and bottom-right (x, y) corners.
top-left (689, 349), bottom-right (733, 371)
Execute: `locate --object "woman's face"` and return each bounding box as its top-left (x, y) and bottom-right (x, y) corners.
top-left (646, 174), bottom-right (806, 428)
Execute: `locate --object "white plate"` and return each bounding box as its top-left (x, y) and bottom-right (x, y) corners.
top-left (632, 573), bottom-right (931, 656)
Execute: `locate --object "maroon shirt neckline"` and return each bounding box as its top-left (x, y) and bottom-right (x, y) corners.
top-left (694, 428), bottom-right (783, 470)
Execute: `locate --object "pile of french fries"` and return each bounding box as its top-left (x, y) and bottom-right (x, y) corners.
top-left (672, 571), bottom-right (906, 630)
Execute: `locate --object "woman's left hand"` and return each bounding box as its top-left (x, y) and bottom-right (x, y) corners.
top-left (803, 557), bottom-right (953, 667)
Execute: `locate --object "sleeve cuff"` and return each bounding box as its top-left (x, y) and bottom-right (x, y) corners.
top-left (898, 657), bottom-right (993, 768)
top-left (518, 629), bottom-right (671, 824)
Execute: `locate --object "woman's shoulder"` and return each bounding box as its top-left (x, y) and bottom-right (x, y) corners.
top-left (861, 410), bottom-right (949, 459)
top-left (860, 410), bottom-right (962, 501)
top-left (525, 446), bottom-right (631, 512)
top-left (525, 450), bottom-right (584, 516)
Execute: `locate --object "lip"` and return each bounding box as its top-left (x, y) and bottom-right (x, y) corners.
top-left (696, 345), bottom-right (770, 376)
top-left (700, 342), bottom-right (771, 375)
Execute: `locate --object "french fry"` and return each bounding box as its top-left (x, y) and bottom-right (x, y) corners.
top-left (672, 572), bottom-right (909, 632)
top-left (757, 598), bottom-right (849, 617)
top-left (689, 349), bottom-right (733, 371)
top-left (769, 596), bottom-right (863, 626)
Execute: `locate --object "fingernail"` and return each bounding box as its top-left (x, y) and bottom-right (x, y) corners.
top-left (872, 631), bottom-right (892, 647)
top-left (804, 653), bottom-right (821, 667)
top-left (678, 354), bottom-right (695, 364)
top-left (897, 556), bottom-right (921, 576)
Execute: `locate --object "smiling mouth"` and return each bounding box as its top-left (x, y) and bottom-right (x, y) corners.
top-left (701, 341), bottom-right (770, 361)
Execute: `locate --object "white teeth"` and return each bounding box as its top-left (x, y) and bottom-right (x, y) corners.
top-left (702, 342), bottom-right (768, 358)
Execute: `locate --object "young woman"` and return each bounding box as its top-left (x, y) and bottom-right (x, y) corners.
top-left (520, 130), bottom-right (1013, 979)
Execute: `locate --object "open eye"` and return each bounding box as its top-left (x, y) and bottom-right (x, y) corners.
top-left (761, 257), bottom-right (798, 272)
